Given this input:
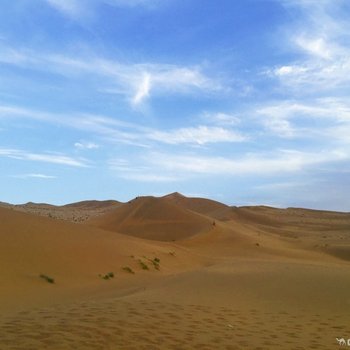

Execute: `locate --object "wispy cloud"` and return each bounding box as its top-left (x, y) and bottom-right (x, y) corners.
top-left (45, 0), bottom-right (83, 18)
top-left (271, 0), bottom-right (350, 92)
top-left (12, 173), bottom-right (57, 179)
top-left (0, 103), bottom-right (245, 146)
top-left (44, 0), bottom-right (163, 19)
top-left (108, 148), bottom-right (349, 183)
top-left (108, 158), bottom-right (179, 182)
top-left (256, 98), bottom-right (350, 139)
top-left (74, 141), bottom-right (100, 150)
top-left (146, 149), bottom-right (349, 176)
top-left (146, 126), bottom-right (246, 145)
top-left (202, 112), bottom-right (240, 126)
top-left (0, 148), bottom-right (88, 167)
top-left (0, 46), bottom-right (220, 106)
top-left (132, 72), bottom-right (151, 106)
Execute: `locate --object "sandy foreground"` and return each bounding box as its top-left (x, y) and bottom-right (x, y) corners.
top-left (1, 194), bottom-right (350, 349)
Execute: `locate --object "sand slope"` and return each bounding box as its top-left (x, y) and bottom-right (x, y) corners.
top-left (0, 206), bottom-right (207, 313)
top-left (88, 196), bottom-right (214, 241)
top-left (162, 192), bottom-right (235, 220)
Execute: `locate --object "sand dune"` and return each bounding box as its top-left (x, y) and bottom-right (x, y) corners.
top-left (0, 206), bottom-right (206, 313)
top-left (1, 194), bottom-right (350, 349)
top-left (88, 195), bottom-right (214, 241)
top-left (162, 192), bottom-right (235, 220)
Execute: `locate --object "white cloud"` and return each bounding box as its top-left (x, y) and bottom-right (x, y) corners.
top-left (132, 73), bottom-right (151, 105)
top-left (108, 158), bottom-right (179, 182)
top-left (45, 0), bottom-right (82, 18)
top-left (272, 0), bottom-right (350, 91)
top-left (202, 112), bottom-right (240, 126)
top-left (147, 149), bottom-right (348, 176)
top-left (256, 98), bottom-right (350, 139)
top-left (44, 0), bottom-right (163, 19)
top-left (274, 65), bottom-right (308, 76)
top-left (0, 103), bottom-right (246, 146)
top-left (0, 47), bottom-right (220, 105)
top-left (109, 148), bottom-right (350, 184)
top-left (74, 141), bottom-right (99, 150)
top-left (262, 118), bottom-right (295, 138)
top-left (295, 36), bottom-right (332, 60)
top-left (12, 173), bottom-right (57, 179)
top-left (0, 148), bottom-right (88, 167)
top-left (147, 126), bottom-right (246, 145)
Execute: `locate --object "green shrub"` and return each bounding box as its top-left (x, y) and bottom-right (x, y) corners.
top-left (99, 272), bottom-right (115, 280)
top-left (39, 274), bottom-right (55, 284)
top-left (151, 257), bottom-right (160, 270)
top-left (138, 260), bottom-right (149, 270)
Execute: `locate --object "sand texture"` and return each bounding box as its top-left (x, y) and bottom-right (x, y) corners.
top-left (1, 193), bottom-right (350, 349)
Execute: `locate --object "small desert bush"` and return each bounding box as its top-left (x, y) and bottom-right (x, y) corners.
top-left (138, 260), bottom-right (149, 270)
top-left (122, 266), bottom-right (135, 274)
top-left (151, 257), bottom-right (160, 270)
top-left (99, 272), bottom-right (115, 280)
top-left (39, 274), bottom-right (55, 284)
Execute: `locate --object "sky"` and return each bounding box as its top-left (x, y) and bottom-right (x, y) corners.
top-left (0, 0), bottom-right (350, 210)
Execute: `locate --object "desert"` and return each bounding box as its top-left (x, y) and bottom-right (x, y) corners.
top-left (1, 193), bottom-right (350, 349)
top-left (2, 1), bottom-right (350, 349)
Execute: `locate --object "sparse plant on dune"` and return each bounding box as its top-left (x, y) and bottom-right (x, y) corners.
top-left (138, 259), bottom-right (149, 270)
top-left (39, 274), bottom-right (55, 284)
top-left (169, 251), bottom-right (176, 256)
top-left (142, 257), bottom-right (161, 270)
top-left (150, 257), bottom-right (160, 270)
top-left (122, 266), bottom-right (135, 274)
top-left (99, 272), bottom-right (115, 280)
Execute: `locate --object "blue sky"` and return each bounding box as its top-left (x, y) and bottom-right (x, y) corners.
top-left (1, 0), bottom-right (350, 210)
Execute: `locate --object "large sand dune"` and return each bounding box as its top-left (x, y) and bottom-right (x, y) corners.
top-left (1, 194), bottom-right (350, 349)
top-left (88, 195), bottom-right (214, 241)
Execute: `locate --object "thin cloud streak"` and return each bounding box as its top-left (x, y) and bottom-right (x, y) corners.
top-left (0, 104), bottom-right (246, 146)
top-left (108, 148), bottom-right (350, 183)
top-left (147, 149), bottom-right (349, 176)
top-left (44, 0), bottom-right (164, 19)
top-left (12, 173), bottom-right (57, 179)
top-left (146, 126), bottom-right (246, 145)
top-left (0, 148), bottom-right (89, 167)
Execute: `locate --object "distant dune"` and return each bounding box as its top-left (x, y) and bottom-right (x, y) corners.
top-left (2, 193), bottom-right (350, 349)
top-left (62, 199), bottom-right (121, 210)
